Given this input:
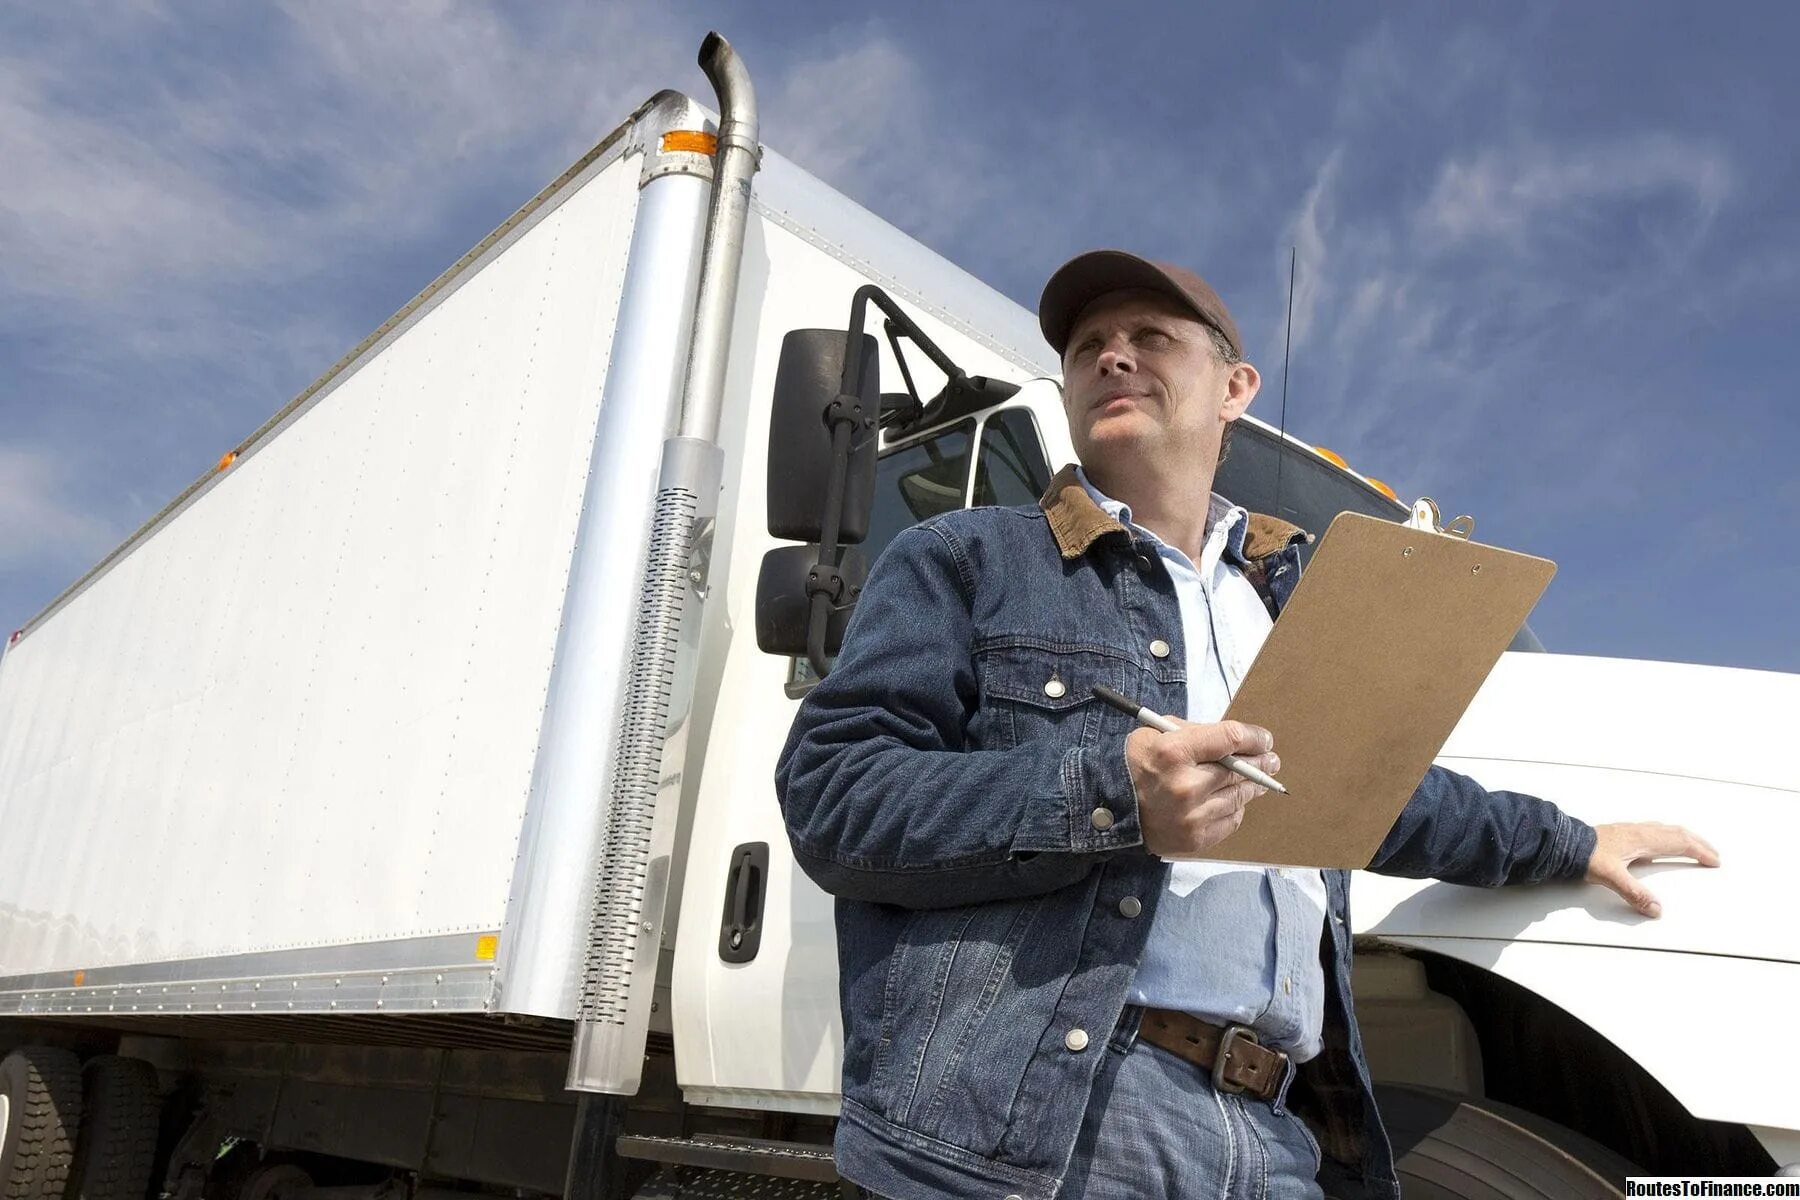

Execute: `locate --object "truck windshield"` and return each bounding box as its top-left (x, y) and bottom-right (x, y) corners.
top-left (1214, 421), bottom-right (1545, 652)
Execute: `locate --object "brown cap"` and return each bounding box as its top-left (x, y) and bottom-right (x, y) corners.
top-left (1038, 249), bottom-right (1242, 360)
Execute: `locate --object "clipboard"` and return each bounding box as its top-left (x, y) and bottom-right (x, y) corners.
top-left (1207, 510), bottom-right (1556, 869)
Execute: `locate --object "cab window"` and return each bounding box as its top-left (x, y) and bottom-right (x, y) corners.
top-left (862, 407), bottom-right (1053, 567)
top-left (864, 420), bottom-right (976, 565)
top-left (972, 407), bottom-right (1052, 508)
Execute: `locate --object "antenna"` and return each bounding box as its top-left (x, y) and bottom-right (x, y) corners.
top-left (1273, 246), bottom-right (1296, 521)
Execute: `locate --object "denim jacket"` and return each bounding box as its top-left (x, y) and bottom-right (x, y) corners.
top-left (775, 464), bottom-right (1598, 1200)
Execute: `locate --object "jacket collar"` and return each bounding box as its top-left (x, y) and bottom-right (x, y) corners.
top-left (1038, 462), bottom-right (1309, 567)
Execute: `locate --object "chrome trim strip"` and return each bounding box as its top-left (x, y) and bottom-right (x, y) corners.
top-left (0, 931), bottom-right (501, 1016)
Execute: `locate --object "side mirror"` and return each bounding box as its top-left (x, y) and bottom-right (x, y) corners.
top-left (765, 329), bottom-right (879, 544)
top-left (756, 287), bottom-right (980, 679)
top-left (755, 544), bottom-right (868, 658)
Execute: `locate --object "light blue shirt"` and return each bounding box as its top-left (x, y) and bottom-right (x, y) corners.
top-left (1076, 467), bottom-right (1327, 1062)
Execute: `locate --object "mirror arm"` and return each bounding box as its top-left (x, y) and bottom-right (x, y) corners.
top-left (802, 285), bottom-right (961, 678)
top-left (880, 320), bottom-right (925, 427)
top-left (805, 401), bottom-right (864, 678)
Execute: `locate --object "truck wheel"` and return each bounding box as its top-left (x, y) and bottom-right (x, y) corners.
top-left (1376, 1083), bottom-right (1640, 1198)
top-left (0, 1047), bottom-right (83, 1200)
top-left (67, 1058), bottom-right (160, 1200)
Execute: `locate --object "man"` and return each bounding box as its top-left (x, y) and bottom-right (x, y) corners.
top-left (775, 250), bottom-right (1716, 1200)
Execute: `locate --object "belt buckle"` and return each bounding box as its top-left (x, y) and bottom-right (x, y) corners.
top-left (1212, 1023), bottom-right (1259, 1096)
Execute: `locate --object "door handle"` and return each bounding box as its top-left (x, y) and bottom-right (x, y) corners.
top-left (718, 842), bottom-right (769, 964)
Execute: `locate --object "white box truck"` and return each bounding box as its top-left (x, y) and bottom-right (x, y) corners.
top-left (0, 33), bottom-right (1794, 1200)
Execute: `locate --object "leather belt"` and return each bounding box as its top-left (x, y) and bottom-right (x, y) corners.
top-left (1136, 1007), bottom-right (1288, 1102)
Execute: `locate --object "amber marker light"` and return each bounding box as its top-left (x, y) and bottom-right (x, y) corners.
top-left (1366, 477), bottom-right (1399, 501)
top-left (74, 970), bottom-right (87, 987)
top-left (1313, 446), bottom-right (1348, 469)
top-left (475, 935), bottom-right (499, 961)
top-left (217, 451), bottom-right (238, 471)
top-left (660, 130), bottom-right (718, 155)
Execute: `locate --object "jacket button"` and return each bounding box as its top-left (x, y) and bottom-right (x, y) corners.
top-left (1064, 1028), bottom-right (1089, 1052)
top-left (1149, 639), bottom-right (1170, 658)
top-left (1089, 807), bottom-right (1115, 831)
top-left (1042, 677), bottom-right (1066, 698)
top-left (1117, 896), bottom-right (1142, 918)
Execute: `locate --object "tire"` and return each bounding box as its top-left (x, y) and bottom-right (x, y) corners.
top-left (0, 1048), bottom-right (83, 1200)
top-left (67, 1058), bottom-right (160, 1200)
top-left (1376, 1083), bottom-right (1642, 1199)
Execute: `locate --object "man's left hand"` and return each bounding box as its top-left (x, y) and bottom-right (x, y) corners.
top-left (1584, 823), bottom-right (1721, 918)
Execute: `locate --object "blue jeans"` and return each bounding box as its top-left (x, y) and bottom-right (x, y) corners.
top-left (1056, 1011), bottom-right (1325, 1198)
top-left (856, 1010), bottom-right (1326, 1200)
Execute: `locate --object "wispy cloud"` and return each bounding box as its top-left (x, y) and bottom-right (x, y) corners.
top-left (1269, 26), bottom-right (1744, 505)
top-left (1418, 134), bottom-right (1734, 252)
top-left (0, 4), bottom-right (677, 323)
top-left (0, 445), bottom-right (114, 573)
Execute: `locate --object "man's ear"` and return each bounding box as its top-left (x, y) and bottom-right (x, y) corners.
top-left (1221, 361), bottom-right (1261, 421)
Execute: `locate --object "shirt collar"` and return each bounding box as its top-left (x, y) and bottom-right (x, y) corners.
top-left (1073, 464), bottom-right (1251, 569)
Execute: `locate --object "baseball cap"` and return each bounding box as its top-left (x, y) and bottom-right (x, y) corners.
top-left (1038, 250), bottom-right (1242, 360)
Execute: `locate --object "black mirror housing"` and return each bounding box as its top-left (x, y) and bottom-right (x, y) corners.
top-left (755, 544), bottom-right (868, 658)
top-left (766, 330), bottom-right (879, 544)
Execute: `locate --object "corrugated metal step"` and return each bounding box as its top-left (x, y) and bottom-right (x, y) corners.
top-left (617, 1134), bottom-right (841, 1190)
top-left (630, 1163), bottom-right (846, 1198)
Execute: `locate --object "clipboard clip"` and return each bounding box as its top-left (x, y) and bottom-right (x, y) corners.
top-left (1407, 497), bottom-right (1475, 541)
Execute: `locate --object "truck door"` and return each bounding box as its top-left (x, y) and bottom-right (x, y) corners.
top-left (668, 401), bottom-right (1053, 1115)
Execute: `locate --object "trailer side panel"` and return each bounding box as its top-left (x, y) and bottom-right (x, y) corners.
top-left (0, 147), bottom-right (641, 980)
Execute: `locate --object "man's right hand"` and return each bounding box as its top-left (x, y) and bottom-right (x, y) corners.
top-left (1124, 719), bottom-right (1280, 859)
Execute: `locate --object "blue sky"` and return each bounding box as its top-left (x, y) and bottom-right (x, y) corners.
top-left (3, 2), bottom-right (1796, 672)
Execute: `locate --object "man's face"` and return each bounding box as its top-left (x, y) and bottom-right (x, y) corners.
top-left (1059, 287), bottom-right (1258, 477)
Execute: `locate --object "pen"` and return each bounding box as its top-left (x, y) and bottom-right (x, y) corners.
top-left (1090, 684), bottom-right (1290, 796)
